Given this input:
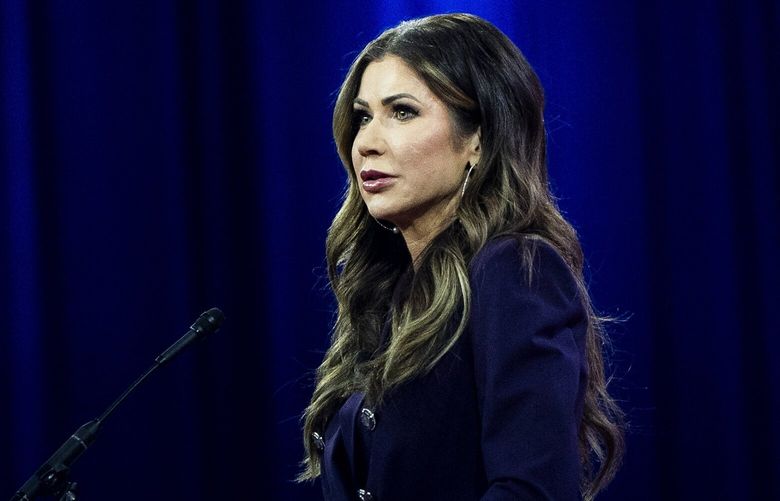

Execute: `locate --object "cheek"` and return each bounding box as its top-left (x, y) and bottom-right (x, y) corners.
top-left (400, 130), bottom-right (462, 179)
top-left (399, 128), bottom-right (437, 161)
top-left (351, 143), bottom-right (364, 182)
top-left (351, 143), bottom-right (360, 167)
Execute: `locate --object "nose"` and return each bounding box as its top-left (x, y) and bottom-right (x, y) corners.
top-left (353, 118), bottom-right (385, 158)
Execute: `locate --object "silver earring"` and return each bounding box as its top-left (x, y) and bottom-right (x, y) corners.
top-left (374, 217), bottom-right (400, 234)
top-left (461, 162), bottom-right (477, 197)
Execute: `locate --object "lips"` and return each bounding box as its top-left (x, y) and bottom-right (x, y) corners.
top-left (360, 169), bottom-right (394, 181)
top-left (360, 169), bottom-right (396, 193)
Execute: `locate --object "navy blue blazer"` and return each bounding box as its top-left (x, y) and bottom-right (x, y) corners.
top-left (319, 236), bottom-right (588, 500)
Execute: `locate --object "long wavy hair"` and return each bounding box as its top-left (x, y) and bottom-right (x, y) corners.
top-left (299, 13), bottom-right (624, 499)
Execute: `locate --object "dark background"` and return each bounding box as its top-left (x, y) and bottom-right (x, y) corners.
top-left (2, 1), bottom-right (778, 499)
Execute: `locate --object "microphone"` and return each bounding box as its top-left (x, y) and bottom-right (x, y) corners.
top-left (155, 307), bottom-right (225, 366)
top-left (10, 307), bottom-right (224, 501)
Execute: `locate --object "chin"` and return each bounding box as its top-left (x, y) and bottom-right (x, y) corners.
top-left (369, 212), bottom-right (398, 225)
top-left (366, 203), bottom-right (399, 223)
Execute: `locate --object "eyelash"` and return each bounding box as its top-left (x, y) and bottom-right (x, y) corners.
top-left (352, 104), bottom-right (420, 129)
top-left (391, 104), bottom-right (419, 121)
top-left (353, 110), bottom-right (371, 129)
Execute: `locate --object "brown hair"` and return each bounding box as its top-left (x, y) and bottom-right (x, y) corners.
top-left (300, 13), bottom-right (624, 499)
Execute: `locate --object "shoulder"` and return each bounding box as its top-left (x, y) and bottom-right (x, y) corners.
top-left (469, 234), bottom-right (581, 303)
top-left (464, 234), bottom-right (588, 499)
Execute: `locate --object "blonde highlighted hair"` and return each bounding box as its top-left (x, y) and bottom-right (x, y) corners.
top-left (300, 13), bottom-right (624, 499)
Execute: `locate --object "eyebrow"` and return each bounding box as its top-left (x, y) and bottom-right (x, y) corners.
top-left (353, 93), bottom-right (422, 107)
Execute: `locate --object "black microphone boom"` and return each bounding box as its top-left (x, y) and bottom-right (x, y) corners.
top-left (10, 307), bottom-right (225, 501)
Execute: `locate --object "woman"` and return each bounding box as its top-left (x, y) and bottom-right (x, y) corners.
top-left (300, 13), bottom-right (624, 500)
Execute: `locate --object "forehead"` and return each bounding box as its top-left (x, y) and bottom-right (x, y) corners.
top-left (356, 56), bottom-right (436, 103)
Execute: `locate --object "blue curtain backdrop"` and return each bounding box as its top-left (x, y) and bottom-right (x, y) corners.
top-left (1, 0), bottom-right (777, 499)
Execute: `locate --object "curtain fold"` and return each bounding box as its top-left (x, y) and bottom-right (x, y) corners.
top-left (1, 1), bottom-right (777, 499)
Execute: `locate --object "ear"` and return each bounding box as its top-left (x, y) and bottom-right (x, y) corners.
top-left (467, 126), bottom-right (481, 167)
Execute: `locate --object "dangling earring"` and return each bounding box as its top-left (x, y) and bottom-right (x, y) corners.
top-left (461, 162), bottom-right (477, 197)
top-left (374, 217), bottom-right (400, 234)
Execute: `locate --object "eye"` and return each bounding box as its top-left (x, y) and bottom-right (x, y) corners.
top-left (353, 109), bottom-right (372, 129)
top-left (392, 104), bottom-right (419, 121)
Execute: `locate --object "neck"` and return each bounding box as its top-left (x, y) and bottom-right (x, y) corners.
top-left (398, 197), bottom-right (460, 270)
top-left (402, 234), bottom-right (431, 270)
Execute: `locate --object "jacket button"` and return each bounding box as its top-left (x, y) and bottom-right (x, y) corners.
top-left (359, 408), bottom-right (376, 431)
top-left (357, 488), bottom-right (373, 501)
top-left (311, 431), bottom-right (325, 452)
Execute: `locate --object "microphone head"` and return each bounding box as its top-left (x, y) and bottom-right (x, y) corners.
top-left (190, 307), bottom-right (225, 338)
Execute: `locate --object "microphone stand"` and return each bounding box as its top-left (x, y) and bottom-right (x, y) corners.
top-left (10, 307), bottom-right (224, 501)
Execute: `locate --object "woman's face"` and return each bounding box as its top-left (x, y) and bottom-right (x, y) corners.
top-left (351, 56), bottom-right (479, 235)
